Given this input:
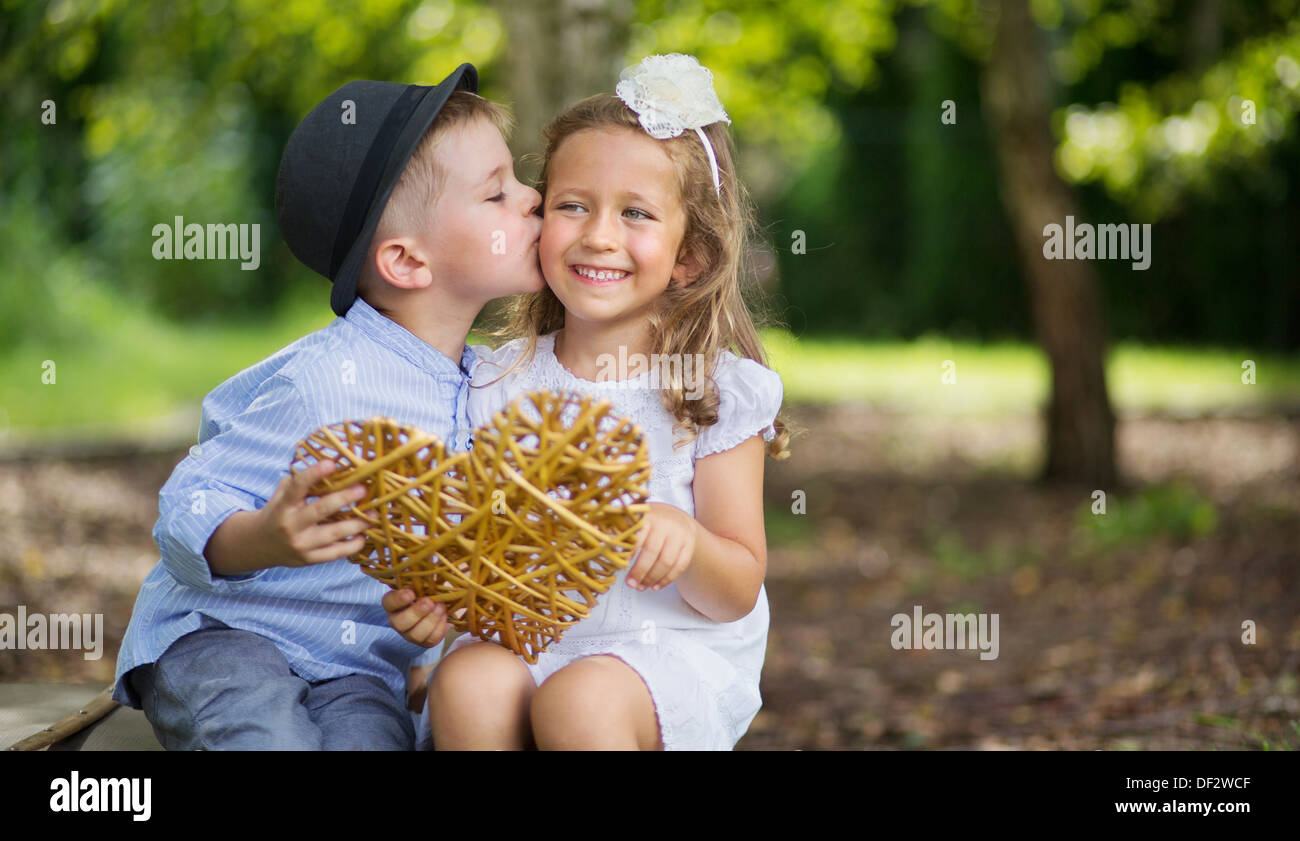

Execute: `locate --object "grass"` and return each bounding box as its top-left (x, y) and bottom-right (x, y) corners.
top-left (764, 508), bottom-right (817, 546)
top-left (0, 287), bottom-right (334, 440)
top-left (928, 532), bottom-right (1032, 580)
top-left (1, 302), bottom-right (1298, 439)
top-left (1073, 481), bottom-right (1218, 553)
top-left (762, 329), bottom-right (1300, 415)
top-left (1196, 714), bottom-right (1300, 750)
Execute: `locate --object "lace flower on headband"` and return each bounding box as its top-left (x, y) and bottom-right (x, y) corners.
top-left (615, 54), bottom-right (731, 194)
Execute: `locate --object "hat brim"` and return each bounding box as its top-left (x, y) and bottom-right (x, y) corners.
top-left (330, 64), bottom-right (478, 316)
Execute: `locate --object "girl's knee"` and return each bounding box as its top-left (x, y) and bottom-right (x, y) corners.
top-left (530, 656), bottom-right (660, 750)
top-left (428, 642), bottom-right (536, 749)
top-left (429, 642), bottom-right (535, 713)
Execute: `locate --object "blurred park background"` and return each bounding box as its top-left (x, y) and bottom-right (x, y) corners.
top-left (1, 0), bottom-right (1298, 749)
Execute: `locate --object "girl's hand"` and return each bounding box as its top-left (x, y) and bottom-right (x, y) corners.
top-left (627, 502), bottom-right (699, 591)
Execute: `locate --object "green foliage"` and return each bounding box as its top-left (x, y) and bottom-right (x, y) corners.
top-left (0, 182), bottom-right (95, 353)
top-left (1057, 18), bottom-right (1300, 218)
top-left (1075, 482), bottom-right (1218, 551)
top-left (930, 532), bottom-right (990, 579)
top-left (824, 0), bottom-right (1300, 348)
top-left (2, 0), bottom-right (1298, 360)
top-left (771, 12), bottom-right (1027, 340)
top-left (1196, 714), bottom-right (1300, 750)
top-left (764, 507), bottom-right (816, 546)
top-left (929, 531), bottom-right (1032, 579)
top-left (0, 0), bottom-right (503, 325)
top-left (630, 0), bottom-right (901, 178)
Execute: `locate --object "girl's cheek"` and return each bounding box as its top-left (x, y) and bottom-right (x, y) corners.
top-left (540, 212), bottom-right (564, 236)
top-left (538, 232), bottom-right (564, 273)
top-left (539, 218), bottom-right (574, 256)
top-left (623, 231), bottom-right (658, 262)
top-left (538, 216), bottom-right (558, 249)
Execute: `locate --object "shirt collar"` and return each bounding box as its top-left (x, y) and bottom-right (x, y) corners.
top-left (343, 297), bottom-right (477, 378)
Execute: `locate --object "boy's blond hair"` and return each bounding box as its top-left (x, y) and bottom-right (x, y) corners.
top-left (359, 91), bottom-right (513, 296)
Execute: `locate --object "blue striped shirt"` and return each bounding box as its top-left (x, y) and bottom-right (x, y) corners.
top-left (113, 298), bottom-right (477, 709)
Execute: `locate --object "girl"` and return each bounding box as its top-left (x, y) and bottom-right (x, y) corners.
top-left (395, 54), bottom-right (790, 750)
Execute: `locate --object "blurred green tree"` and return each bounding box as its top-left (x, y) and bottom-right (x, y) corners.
top-left (939, 0), bottom-right (1299, 481)
top-left (0, 0), bottom-right (502, 335)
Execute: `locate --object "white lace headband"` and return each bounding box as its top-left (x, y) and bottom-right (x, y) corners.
top-left (615, 54), bottom-right (731, 195)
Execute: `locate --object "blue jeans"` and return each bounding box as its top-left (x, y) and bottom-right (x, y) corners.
top-left (129, 622), bottom-right (415, 750)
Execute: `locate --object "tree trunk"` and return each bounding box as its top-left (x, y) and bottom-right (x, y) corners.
top-left (980, 0), bottom-right (1118, 486)
top-left (1185, 0), bottom-right (1222, 72)
top-left (490, 0), bottom-right (634, 182)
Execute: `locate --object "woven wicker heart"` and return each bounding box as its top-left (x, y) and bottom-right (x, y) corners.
top-left (290, 390), bottom-right (650, 662)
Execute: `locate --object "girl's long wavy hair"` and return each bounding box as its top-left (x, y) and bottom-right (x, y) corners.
top-left (491, 94), bottom-right (790, 459)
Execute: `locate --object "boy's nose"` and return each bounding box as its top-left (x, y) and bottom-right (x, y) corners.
top-left (522, 185), bottom-right (542, 216)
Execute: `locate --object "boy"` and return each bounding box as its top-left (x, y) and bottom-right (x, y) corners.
top-left (112, 64), bottom-right (543, 750)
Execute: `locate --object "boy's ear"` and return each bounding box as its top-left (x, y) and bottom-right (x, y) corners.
top-left (671, 245), bottom-right (706, 287)
top-left (373, 236), bottom-right (434, 290)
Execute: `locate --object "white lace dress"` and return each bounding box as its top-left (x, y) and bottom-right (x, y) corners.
top-left (451, 332), bottom-right (783, 750)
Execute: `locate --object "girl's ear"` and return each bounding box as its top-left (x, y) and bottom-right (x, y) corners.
top-left (672, 245), bottom-right (706, 287)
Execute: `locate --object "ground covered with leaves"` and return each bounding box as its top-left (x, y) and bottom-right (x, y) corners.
top-left (1, 407), bottom-right (1296, 749)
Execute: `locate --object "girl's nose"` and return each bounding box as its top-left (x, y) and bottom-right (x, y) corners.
top-left (581, 211), bottom-right (619, 252)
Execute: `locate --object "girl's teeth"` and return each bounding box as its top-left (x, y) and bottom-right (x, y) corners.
top-left (578, 267), bottom-right (625, 281)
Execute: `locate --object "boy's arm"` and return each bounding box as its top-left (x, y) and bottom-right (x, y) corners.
top-left (203, 462), bottom-right (368, 576)
top-left (153, 373), bottom-right (364, 590)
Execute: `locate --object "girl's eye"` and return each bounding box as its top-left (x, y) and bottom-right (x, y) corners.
top-left (624, 208), bottom-right (651, 220)
top-left (555, 202), bottom-right (584, 212)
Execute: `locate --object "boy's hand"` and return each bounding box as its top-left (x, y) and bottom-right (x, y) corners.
top-left (259, 460), bottom-right (370, 568)
top-left (626, 502), bottom-right (699, 592)
top-left (383, 588), bottom-right (449, 648)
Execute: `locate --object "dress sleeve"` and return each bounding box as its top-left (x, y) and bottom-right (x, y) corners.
top-left (693, 355), bottom-right (784, 458)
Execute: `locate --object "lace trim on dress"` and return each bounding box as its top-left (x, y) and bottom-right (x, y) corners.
top-left (693, 419), bottom-right (778, 459)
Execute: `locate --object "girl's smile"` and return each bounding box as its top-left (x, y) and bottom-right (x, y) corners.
top-left (570, 264), bottom-right (632, 286)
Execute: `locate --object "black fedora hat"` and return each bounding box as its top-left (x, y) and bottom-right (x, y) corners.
top-left (275, 64), bottom-right (478, 316)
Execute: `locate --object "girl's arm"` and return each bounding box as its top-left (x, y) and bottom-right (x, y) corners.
top-left (629, 435), bottom-right (767, 623)
top-left (679, 435), bottom-right (767, 621)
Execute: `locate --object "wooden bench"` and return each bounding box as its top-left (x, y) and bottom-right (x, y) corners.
top-left (3, 684), bottom-right (162, 751)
